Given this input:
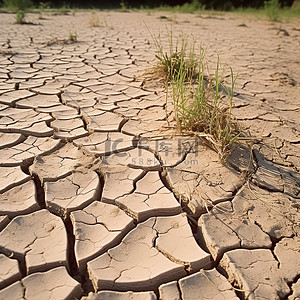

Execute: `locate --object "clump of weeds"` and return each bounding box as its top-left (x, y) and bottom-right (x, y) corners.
top-left (152, 30), bottom-right (250, 159)
top-left (120, 0), bottom-right (129, 11)
top-left (4, 0), bottom-right (33, 11)
top-left (153, 31), bottom-right (197, 82)
top-left (58, 4), bottom-right (70, 15)
top-left (45, 31), bottom-right (77, 46)
top-left (15, 10), bottom-right (26, 23)
top-left (264, 0), bottom-right (280, 21)
top-left (69, 31), bottom-right (77, 42)
top-left (4, 0), bottom-right (33, 24)
top-left (38, 1), bottom-right (51, 19)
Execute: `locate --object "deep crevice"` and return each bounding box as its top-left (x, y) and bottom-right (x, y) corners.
top-left (94, 170), bottom-right (104, 202)
top-left (283, 274), bottom-right (300, 300)
top-left (158, 168), bottom-right (191, 215)
top-left (193, 219), bottom-right (212, 258)
top-left (64, 216), bottom-right (78, 278)
top-left (159, 169), bottom-right (173, 192)
top-left (79, 109), bottom-right (89, 132)
top-left (78, 265), bottom-right (95, 296)
top-left (18, 255), bottom-right (27, 278)
top-left (31, 174), bottom-right (46, 209)
top-left (20, 158), bottom-right (34, 175)
top-left (57, 92), bottom-right (63, 105)
top-left (176, 281), bottom-right (183, 300)
top-left (118, 118), bottom-right (128, 132)
top-left (152, 288), bottom-right (160, 300)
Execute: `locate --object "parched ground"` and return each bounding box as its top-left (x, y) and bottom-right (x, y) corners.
top-left (0, 10), bottom-right (299, 300)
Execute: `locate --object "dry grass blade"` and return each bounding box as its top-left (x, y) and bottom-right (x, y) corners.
top-left (89, 14), bottom-right (100, 27)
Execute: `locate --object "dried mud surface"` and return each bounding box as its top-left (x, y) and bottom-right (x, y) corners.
top-left (0, 10), bottom-right (299, 300)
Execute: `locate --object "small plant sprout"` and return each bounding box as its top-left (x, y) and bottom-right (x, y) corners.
top-left (69, 31), bottom-right (77, 42)
top-left (15, 10), bottom-right (26, 24)
top-left (38, 1), bottom-right (51, 10)
top-left (120, 1), bottom-right (128, 11)
top-left (59, 4), bottom-right (70, 15)
top-left (38, 1), bottom-right (50, 19)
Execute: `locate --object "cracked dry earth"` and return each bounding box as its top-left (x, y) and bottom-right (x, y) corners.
top-left (0, 10), bottom-right (299, 300)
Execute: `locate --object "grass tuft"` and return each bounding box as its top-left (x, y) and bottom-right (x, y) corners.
top-left (58, 4), bottom-right (70, 15)
top-left (69, 31), bottom-right (77, 42)
top-left (152, 31), bottom-right (248, 159)
top-left (3, 0), bottom-right (33, 11)
top-left (264, 0), bottom-right (280, 21)
top-left (150, 30), bottom-right (197, 82)
top-left (120, 0), bottom-right (129, 11)
top-left (15, 10), bottom-right (26, 24)
top-left (45, 32), bottom-right (78, 46)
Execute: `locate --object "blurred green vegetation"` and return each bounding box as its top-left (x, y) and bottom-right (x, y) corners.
top-left (0, 0), bottom-right (299, 19)
top-left (3, 0), bottom-right (33, 11)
